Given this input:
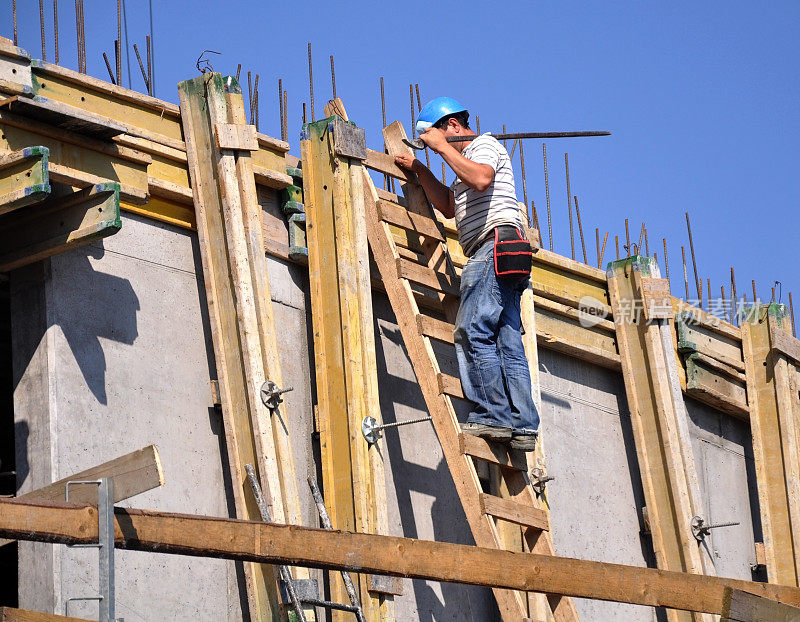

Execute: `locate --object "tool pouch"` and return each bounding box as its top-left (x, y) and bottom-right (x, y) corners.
top-left (493, 225), bottom-right (533, 278)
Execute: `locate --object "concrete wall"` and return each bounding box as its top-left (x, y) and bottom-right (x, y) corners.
top-left (10, 212), bottom-right (762, 621)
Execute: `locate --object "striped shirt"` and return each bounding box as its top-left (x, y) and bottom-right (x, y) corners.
top-left (450, 134), bottom-right (523, 257)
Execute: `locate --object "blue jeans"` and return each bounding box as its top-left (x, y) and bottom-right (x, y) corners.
top-left (454, 238), bottom-right (539, 434)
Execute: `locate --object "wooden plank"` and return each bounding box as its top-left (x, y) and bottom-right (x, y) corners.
top-left (0, 607), bottom-right (90, 622)
top-left (215, 123), bottom-right (258, 151)
top-left (396, 257), bottom-right (460, 296)
top-left (30, 60), bottom-right (184, 149)
top-left (685, 353), bottom-right (749, 418)
top-left (0, 78), bottom-right (33, 98)
top-left (535, 306), bottom-right (621, 370)
top-left (721, 587), bottom-right (800, 621)
top-left (437, 372), bottom-right (464, 399)
top-left (0, 95), bottom-right (127, 139)
top-left (742, 303), bottom-right (800, 586)
top-left (0, 146), bottom-right (50, 215)
top-left (416, 313), bottom-right (454, 344)
top-left (673, 297), bottom-right (741, 342)
top-left (378, 200), bottom-right (444, 241)
top-left (121, 196), bottom-right (195, 231)
top-left (479, 493), bottom-right (550, 530)
top-left (608, 256), bottom-right (715, 622)
top-left (0, 182), bottom-right (121, 272)
top-left (6, 498), bottom-right (800, 616)
top-left (676, 312), bottom-right (745, 372)
top-left (253, 165), bottom-right (292, 189)
top-left (178, 72), bottom-right (282, 622)
top-left (459, 434), bottom-right (527, 470)
top-left (533, 293), bottom-right (616, 333)
top-left (770, 322), bottom-right (800, 364)
top-left (364, 148), bottom-right (410, 182)
top-left (531, 256), bottom-right (612, 315)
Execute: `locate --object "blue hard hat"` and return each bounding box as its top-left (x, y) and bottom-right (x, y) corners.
top-left (416, 96), bottom-right (468, 136)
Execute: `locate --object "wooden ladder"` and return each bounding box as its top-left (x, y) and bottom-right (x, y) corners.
top-left (359, 118), bottom-right (579, 622)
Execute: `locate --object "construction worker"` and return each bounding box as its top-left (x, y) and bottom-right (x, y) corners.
top-left (394, 97), bottom-right (538, 451)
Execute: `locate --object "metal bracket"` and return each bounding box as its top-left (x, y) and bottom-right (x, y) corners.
top-left (260, 380), bottom-right (293, 411)
top-left (529, 467), bottom-right (555, 494)
top-left (690, 515), bottom-right (740, 541)
top-left (331, 118), bottom-right (366, 160)
top-left (361, 415), bottom-right (432, 444)
top-left (64, 478), bottom-right (116, 622)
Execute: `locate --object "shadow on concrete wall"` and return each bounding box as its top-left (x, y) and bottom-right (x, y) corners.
top-left (12, 245), bottom-right (140, 406)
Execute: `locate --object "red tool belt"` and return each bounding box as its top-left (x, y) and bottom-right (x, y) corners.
top-left (493, 225), bottom-right (533, 278)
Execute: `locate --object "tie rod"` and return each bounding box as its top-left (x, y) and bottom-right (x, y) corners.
top-left (403, 130), bottom-right (611, 150)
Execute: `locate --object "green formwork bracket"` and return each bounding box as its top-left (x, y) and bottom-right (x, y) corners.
top-left (281, 184), bottom-right (303, 206)
top-left (288, 212), bottom-right (308, 263)
top-left (606, 254), bottom-right (659, 278)
top-left (282, 201), bottom-right (304, 216)
top-left (286, 166), bottom-right (303, 181)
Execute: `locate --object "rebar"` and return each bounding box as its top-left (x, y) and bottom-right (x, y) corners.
top-left (282, 89), bottom-right (287, 142)
top-left (543, 143), bottom-right (552, 251)
top-left (574, 196), bottom-right (587, 264)
top-left (302, 102), bottom-right (307, 124)
top-left (730, 268), bottom-right (738, 325)
top-left (116, 0), bottom-right (122, 84)
top-left (236, 63), bottom-right (241, 81)
top-left (686, 211), bottom-right (701, 299)
top-left (644, 227), bottom-right (649, 257)
top-left (637, 222), bottom-right (645, 256)
top-left (565, 153), bottom-right (574, 260)
top-left (133, 43), bottom-right (148, 91)
top-left (625, 219), bottom-right (630, 257)
top-left (595, 229), bottom-right (600, 268)
top-left (147, 0), bottom-right (155, 96)
top-left (699, 279), bottom-right (704, 310)
top-left (13, 0), bottom-right (18, 46)
top-left (39, 0), bottom-right (47, 61)
top-left (752, 280), bottom-right (757, 304)
top-left (502, 123), bottom-right (507, 149)
top-left (790, 292), bottom-right (796, 336)
top-left (441, 163), bottom-right (446, 184)
top-left (519, 138), bottom-right (528, 209)
top-left (53, 0), bottom-right (59, 64)
top-left (475, 115), bottom-right (480, 133)
top-left (253, 73), bottom-right (260, 131)
top-left (531, 200), bottom-right (539, 231)
top-left (102, 52), bottom-right (115, 84)
top-left (278, 79), bottom-right (284, 140)
top-left (599, 231), bottom-right (608, 268)
top-left (146, 34), bottom-right (152, 95)
top-left (380, 77), bottom-right (388, 190)
top-left (415, 83), bottom-right (430, 168)
top-left (662, 238), bottom-right (669, 280)
top-left (410, 84), bottom-right (415, 138)
top-left (721, 286), bottom-right (727, 322)
top-left (615, 235), bottom-right (619, 260)
top-left (330, 54), bottom-right (336, 100)
top-left (307, 42), bottom-right (315, 121)
top-left (682, 246), bottom-right (689, 300)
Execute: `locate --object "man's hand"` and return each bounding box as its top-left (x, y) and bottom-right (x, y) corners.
top-left (419, 127), bottom-right (448, 153)
top-left (394, 153), bottom-right (418, 171)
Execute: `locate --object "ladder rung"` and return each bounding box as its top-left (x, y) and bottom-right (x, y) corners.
top-left (417, 314), bottom-right (454, 344)
top-left (379, 200), bottom-right (444, 241)
top-left (459, 433), bottom-right (528, 471)
top-left (396, 257), bottom-right (460, 297)
top-left (479, 493), bottom-right (550, 530)
top-left (436, 372), bottom-right (463, 399)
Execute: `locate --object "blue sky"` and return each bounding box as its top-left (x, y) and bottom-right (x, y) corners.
top-left (7, 1), bottom-right (799, 322)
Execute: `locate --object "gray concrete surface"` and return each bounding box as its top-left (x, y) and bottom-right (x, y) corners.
top-left (9, 211), bottom-right (763, 621)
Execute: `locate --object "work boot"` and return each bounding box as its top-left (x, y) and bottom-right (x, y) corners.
top-left (461, 421), bottom-right (513, 442)
top-left (509, 431), bottom-right (538, 452)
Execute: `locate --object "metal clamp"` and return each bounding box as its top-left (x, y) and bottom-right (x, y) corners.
top-left (529, 468), bottom-right (555, 494)
top-left (690, 515), bottom-right (740, 541)
top-left (361, 415), bottom-right (432, 444)
top-left (260, 380), bottom-right (293, 411)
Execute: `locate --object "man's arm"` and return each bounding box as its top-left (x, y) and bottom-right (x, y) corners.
top-left (420, 129), bottom-right (495, 192)
top-left (394, 154), bottom-right (456, 219)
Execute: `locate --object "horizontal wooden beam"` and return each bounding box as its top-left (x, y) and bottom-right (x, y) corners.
top-left (721, 587), bottom-right (800, 622)
top-left (0, 182), bottom-right (121, 272)
top-left (0, 606), bottom-right (90, 622)
top-left (1, 498), bottom-right (800, 616)
top-left (364, 148), bottom-right (409, 182)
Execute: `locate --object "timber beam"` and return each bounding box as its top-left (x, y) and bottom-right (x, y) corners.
top-left (2, 498), bottom-right (800, 616)
top-left (0, 181), bottom-right (121, 272)
top-left (0, 606), bottom-right (90, 621)
top-left (742, 303), bottom-right (800, 586)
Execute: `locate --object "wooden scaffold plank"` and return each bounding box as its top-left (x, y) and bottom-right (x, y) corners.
top-left (606, 255), bottom-right (715, 622)
top-left (303, 109), bottom-right (392, 621)
top-left (178, 72), bottom-right (310, 622)
top-left (742, 302), bottom-right (800, 586)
